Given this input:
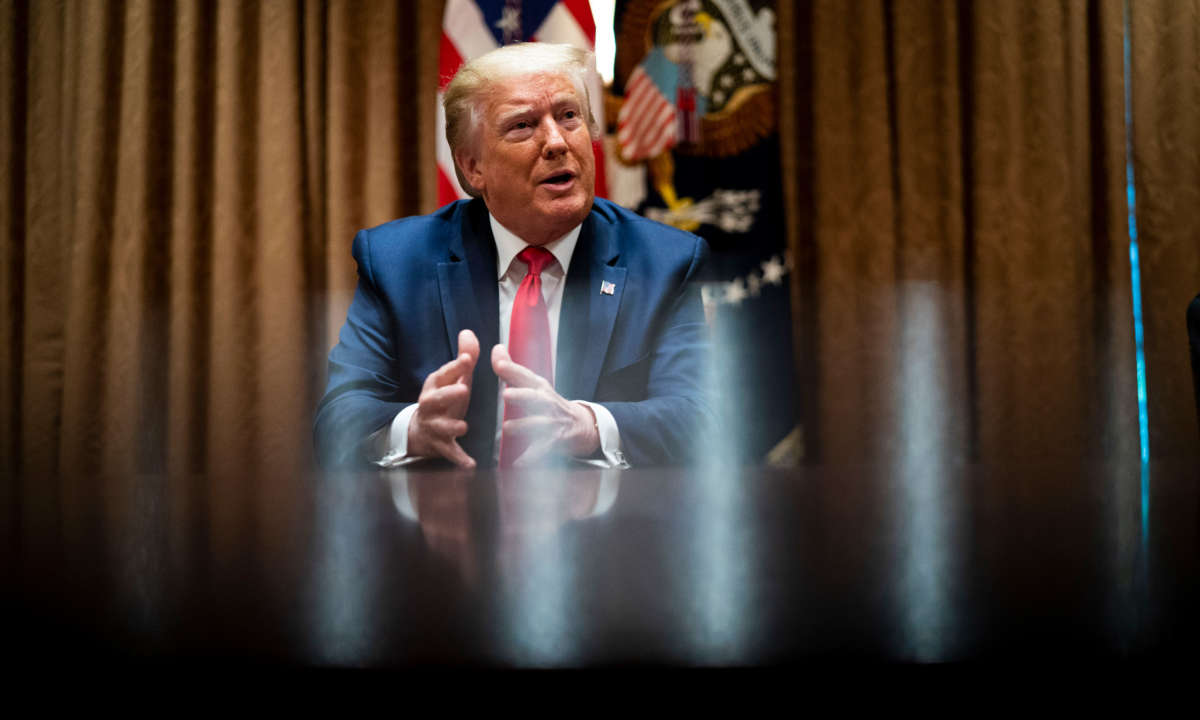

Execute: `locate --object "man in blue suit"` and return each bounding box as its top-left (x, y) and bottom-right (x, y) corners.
top-left (314, 43), bottom-right (713, 469)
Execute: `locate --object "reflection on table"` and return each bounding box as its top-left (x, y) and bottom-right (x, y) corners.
top-left (7, 460), bottom-right (1198, 667)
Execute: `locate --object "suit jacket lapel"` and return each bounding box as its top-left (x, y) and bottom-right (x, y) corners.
top-left (557, 210), bottom-right (626, 401)
top-left (436, 200), bottom-right (499, 353)
top-left (436, 200), bottom-right (499, 462)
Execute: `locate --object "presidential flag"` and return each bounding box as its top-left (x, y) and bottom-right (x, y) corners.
top-left (610, 0), bottom-right (798, 463)
top-left (437, 0), bottom-right (609, 206)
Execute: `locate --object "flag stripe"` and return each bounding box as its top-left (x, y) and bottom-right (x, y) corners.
top-left (444, 0), bottom-right (500, 59)
top-left (623, 104), bottom-right (675, 160)
top-left (619, 91), bottom-right (665, 138)
top-left (438, 167), bottom-right (463, 203)
top-left (534, 3), bottom-right (591, 50)
top-left (639, 104), bottom-right (676, 148)
top-left (617, 77), bottom-right (659, 139)
top-left (561, 0), bottom-right (596, 42)
top-left (591, 139), bottom-right (608, 198)
top-left (642, 107), bottom-right (677, 156)
top-left (438, 33), bottom-right (464, 91)
top-left (436, 95), bottom-right (468, 200)
top-left (620, 100), bottom-right (662, 147)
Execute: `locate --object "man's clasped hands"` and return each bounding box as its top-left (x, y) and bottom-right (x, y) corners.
top-left (407, 329), bottom-right (600, 468)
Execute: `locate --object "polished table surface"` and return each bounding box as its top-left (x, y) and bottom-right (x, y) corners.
top-left (6, 460), bottom-right (1198, 667)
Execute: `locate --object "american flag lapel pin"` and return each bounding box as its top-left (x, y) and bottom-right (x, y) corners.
top-left (600, 280), bottom-right (616, 296)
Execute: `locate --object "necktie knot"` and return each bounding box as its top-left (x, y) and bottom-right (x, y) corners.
top-left (517, 246), bottom-right (555, 277)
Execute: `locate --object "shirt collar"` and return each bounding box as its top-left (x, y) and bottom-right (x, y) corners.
top-left (489, 213), bottom-right (582, 280)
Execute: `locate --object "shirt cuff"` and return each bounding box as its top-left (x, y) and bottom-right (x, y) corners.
top-left (374, 404), bottom-right (423, 468)
top-left (577, 401), bottom-right (630, 469)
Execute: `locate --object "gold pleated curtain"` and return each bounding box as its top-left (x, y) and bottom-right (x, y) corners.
top-left (2, 0), bottom-right (444, 479)
top-left (779, 0), bottom-right (1199, 473)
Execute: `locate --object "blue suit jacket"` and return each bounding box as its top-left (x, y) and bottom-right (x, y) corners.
top-left (314, 197), bottom-right (714, 468)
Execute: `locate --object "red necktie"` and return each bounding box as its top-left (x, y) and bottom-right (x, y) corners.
top-left (500, 246), bottom-right (555, 466)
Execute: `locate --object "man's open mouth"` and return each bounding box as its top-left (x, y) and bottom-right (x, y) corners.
top-left (540, 172), bottom-right (574, 186)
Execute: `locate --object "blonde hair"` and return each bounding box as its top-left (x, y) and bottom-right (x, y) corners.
top-left (443, 43), bottom-right (600, 197)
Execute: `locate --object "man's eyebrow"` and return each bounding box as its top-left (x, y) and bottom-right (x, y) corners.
top-left (495, 106), bottom-right (535, 126)
top-left (551, 93), bottom-right (582, 108)
top-left (494, 95), bottom-right (582, 126)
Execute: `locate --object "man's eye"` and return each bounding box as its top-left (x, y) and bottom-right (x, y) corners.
top-left (563, 110), bottom-right (577, 119)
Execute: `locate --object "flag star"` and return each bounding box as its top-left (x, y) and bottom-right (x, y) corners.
top-left (720, 74), bottom-right (734, 88)
top-left (733, 53), bottom-right (746, 65)
top-left (747, 273), bottom-right (763, 297)
top-left (495, 7), bottom-right (520, 35)
top-left (743, 67), bottom-right (756, 81)
top-left (724, 278), bottom-right (748, 305)
top-left (761, 256), bottom-right (786, 285)
top-left (713, 89), bottom-right (725, 104)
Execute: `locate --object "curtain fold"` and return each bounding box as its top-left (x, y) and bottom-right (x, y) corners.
top-left (967, 0), bottom-right (1135, 466)
top-left (1, 0), bottom-right (443, 479)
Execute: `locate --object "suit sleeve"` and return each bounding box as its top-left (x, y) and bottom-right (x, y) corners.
top-left (313, 229), bottom-right (412, 469)
top-left (600, 238), bottom-right (717, 466)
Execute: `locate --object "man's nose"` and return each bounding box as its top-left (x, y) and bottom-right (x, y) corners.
top-left (541, 119), bottom-right (568, 158)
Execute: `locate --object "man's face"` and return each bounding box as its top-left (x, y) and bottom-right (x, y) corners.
top-left (458, 72), bottom-right (595, 246)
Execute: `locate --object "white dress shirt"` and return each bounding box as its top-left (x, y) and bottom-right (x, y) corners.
top-left (375, 213), bottom-right (626, 468)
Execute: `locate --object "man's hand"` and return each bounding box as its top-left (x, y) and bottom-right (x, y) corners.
top-left (492, 343), bottom-right (600, 465)
top-left (408, 329), bottom-right (480, 468)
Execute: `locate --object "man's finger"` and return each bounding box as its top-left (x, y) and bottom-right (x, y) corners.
top-left (490, 343), bottom-right (510, 373)
top-left (457, 329), bottom-right (480, 389)
top-left (501, 415), bottom-right (556, 442)
top-left (492, 344), bottom-right (549, 389)
top-left (502, 387), bottom-right (557, 416)
top-left (418, 383), bottom-right (471, 415)
top-left (458, 329), bottom-right (480, 364)
top-left (438, 439), bottom-right (476, 469)
top-left (424, 416), bottom-right (468, 440)
top-left (426, 353), bottom-right (473, 390)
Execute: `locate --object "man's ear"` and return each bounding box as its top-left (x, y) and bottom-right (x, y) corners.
top-left (455, 148), bottom-right (485, 195)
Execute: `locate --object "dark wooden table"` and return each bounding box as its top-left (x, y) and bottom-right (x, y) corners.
top-left (6, 460), bottom-right (1198, 667)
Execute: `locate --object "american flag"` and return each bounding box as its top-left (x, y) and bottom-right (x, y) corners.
top-left (617, 63), bottom-right (678, 162)
top-left (437, 0), bottom-right (608, 206)
top-left (617, 37), bottom-right (701, 164)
